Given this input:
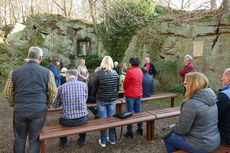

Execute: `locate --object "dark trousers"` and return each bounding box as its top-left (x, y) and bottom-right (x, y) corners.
top-left (13, 110), bottom-right (47, 153)
top-left (59, 115), bottom-right (88, 144)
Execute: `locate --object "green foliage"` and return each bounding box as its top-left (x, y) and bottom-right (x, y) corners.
top-left (40, 58), bottom-right (50, 68)
top-left (98, 0), bottom-right (166, 62)
top-left (0, 44), bottom-right (7, 53)
top-left (156, 60), bottom-right (181, 89)
top-left (84, 54), bottom-right (103, 69)
top-left (169, 85), bottom-right (184, 93)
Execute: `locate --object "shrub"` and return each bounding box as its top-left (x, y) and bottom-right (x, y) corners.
top-left (169, 85), bottom-right (184, 93)
top-left (84, 54), bottom-right (103, 69)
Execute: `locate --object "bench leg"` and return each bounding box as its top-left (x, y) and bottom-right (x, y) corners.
top-left (171, 98), bottom-right (175, 107)
top-left (40, 140), bottom-right (45, 153)
top-left (116, 104), bottom-right (122, 113)
top-left (146, 120), bottom-right (155, 140)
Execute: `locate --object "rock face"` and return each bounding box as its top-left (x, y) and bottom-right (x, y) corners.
top-left (121, 12), bottom-right (230, 90)
top-left (6, 15), bottom-right (101, 67)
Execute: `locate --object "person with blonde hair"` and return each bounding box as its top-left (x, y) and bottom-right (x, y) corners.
top-left (92, 56), bottom-right (119, 147)
top-left (77, 59), bottom-right (89, 83)
top-left (164, 72), bottom-right (220, 153)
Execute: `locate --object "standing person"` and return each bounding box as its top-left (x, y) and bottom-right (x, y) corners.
top-left (4, 46), bottom-right (57, 153)
top-left (144, 57), bottom-right (156, 77)
top-left (48, 57), bottom-right (61, 87)
top-left (179, 54), bottom-right (195, 84)
top-left (92, 56), bottom-right (119, 147)
top-left (164, 72), bottom-right (220, 153)
top-left (119, 68), bottom-right (127, 91)
top-left (53, 69), bottom-right (88, 148)
top-left (217, 68), bottom-right (230, 145)
top-left (123, 57), bottom-right (143, 138)
top-left (122, 63), bottom-right (128, 71)
top-left (60, 67), bottom-right (67, 85)
top-left (113, 61), bottom-right (120, 75)
top-left (77, 59), bottom-right (89, 83)
top-left (141, 67), bottom-right (154, 97)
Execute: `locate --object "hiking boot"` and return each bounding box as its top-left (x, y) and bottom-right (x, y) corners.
top-left (123, 132), bottom-right (133, 138)
top-left (137, 129), bottom-right (143, 135)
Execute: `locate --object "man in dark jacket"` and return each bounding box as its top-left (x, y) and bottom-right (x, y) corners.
top-left (141, 67), bottom-right (154, 97)
top-left (144, 57), bottom-right (156, 77)
top-left (179, 54), bottom-right (195, 84)
top-left (4, 46), bottom-right (57, 153)
top-left (217, 68), bottom-right (230, 145)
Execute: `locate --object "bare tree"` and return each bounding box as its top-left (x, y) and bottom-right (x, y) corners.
top-left (211, 0), bottom-right (217, 10)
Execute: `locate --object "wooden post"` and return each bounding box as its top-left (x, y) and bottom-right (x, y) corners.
top-left (151, 121), bottom-right (155, 140)
top-left (40, 140), bottom-right (45, 153)
top-left (171, 97), bottom-right (175, 107)
top-left (146, 121), bottom-right (151, 140)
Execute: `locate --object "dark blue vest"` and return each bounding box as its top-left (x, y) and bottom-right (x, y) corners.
top-left (12, 60), bottom-right (50, 112)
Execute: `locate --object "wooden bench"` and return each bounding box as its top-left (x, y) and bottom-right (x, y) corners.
top-left (173, 144), bottom-right (230, 153)
top-left (116, 93), bottom-right (178, 113)
top-left (40, 112), bottom-right (156, 153)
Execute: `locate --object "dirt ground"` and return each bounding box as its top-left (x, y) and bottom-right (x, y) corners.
top-left (0, 97), bottom-right (179, 153)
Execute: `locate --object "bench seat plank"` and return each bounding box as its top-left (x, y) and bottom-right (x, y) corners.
top-left (147, 107), bottom-right (180, 119)
top-left (40, 112), bottom-right (156, 141)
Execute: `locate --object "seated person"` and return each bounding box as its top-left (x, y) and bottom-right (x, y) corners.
top-left (87, 67), bottom-right (101, 118)
top-left (141, 67), bottom-right (153, 97)
top-left (60, 67), bottom-right (67, 85)
top-left (53, 69), bottom-right (88, 148)
top-left (217, 68), bottom-right (230, 145)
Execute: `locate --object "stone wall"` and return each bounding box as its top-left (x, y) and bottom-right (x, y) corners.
top-left (122, 12), bottom-right (230, 90)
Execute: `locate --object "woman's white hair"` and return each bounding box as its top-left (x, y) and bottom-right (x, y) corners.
top-left (100, 56), bottom-right (114, 71)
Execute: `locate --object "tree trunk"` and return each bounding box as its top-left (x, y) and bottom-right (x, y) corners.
top-left (181, 0), bottom-right (184, 9)
top-left (223, 0), bottom-right (230, 13)
top-left (88, 0), bottom-right (98, 33)
top-left (211, 0), bottom-right (217, 10)
top-left (168, 0), bottom-right (171, 7)
top-left (4, 0), bottom-right (7, 25)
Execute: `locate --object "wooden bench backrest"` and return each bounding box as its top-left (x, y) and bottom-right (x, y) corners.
top-left (40, 112), bottom-right (156, 141)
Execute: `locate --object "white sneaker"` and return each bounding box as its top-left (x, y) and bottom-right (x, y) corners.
top-left (107, 137), bottom-right (116, 145)
top-left (99, 139), bottom-right (106, 147)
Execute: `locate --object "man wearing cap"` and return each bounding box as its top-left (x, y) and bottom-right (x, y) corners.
top-left (53, 69), bottom-right (88, 148)
top-left (179, 54), bottom-right (195, 84)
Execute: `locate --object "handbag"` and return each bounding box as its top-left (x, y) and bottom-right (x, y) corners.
top-left (113, 112), bottom-right (133, 119)
top-left (160, 124), bottom-right (176, 139)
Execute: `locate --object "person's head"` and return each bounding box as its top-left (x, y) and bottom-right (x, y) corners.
top-left (80, 59), bottom-right (85, 66)
top-left (27, 46), bottom-right (43, 63)
top-left (123, 63), bottom-right (127, 68)
top-left (121, 68), bottom-right (127, 74)
top-left (66, 69), bottom-right (78, 82)
top-left (24, 59), bottom-right (29, 65)
top-left (141, 67), bottom-right (148, 74)
top-left (145, 57), bottom-right (150, 64)
top-left (52, 57), bottom-right (60, 66)
top-left (61, 67), bottom-right (67, 74)
top-left (184, 72), bottom-right (209, 101)
top-left (94, 67), bottom-right (101, 73)
top-left (221, 68), bottom-right (230, 87)
top-left (114, 61), bottom-right (118, 68)
top-left (100, 56), bottom-right (114, 72)
top-left (184, 55), bottom-right (192, 65)
top-left (129, 57), bottom-right (140, 67)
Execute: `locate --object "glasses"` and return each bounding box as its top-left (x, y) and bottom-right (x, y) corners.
top-left (183, 82), bottom-right (187, 86)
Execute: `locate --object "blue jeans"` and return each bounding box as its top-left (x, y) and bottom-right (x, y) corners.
top-left (59, 115), bottom-right (88, 144)
top-left (164, 133), bottom-right (208, 153)
top-left (126, 97), bottom-right (142, 133)
top-left (97, 100), bottom-right (116, 144)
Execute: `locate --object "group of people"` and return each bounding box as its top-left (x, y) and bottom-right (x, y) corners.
top-left (3, 46), bottom-right (230, 153)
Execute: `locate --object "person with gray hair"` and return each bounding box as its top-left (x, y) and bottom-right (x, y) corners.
top-left (179, 54), bottom-right (195, 84)
top-left (113, 61), bottom-right (120, 75)
top-left (53, 69), bottom-right (88, 148)
top-left (77, 59), bottom-right (89, 83)
top-left (217, 68), bottom-right (230, 145)
top-left (144, 57), bottom-right (156, 77)
top-left (4, 46), bottom-right (57, 153)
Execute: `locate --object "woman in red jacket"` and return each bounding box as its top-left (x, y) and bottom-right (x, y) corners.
top-left (123, 57), bottom-right (143, 138)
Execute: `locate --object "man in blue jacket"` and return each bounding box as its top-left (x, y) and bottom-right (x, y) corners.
top-left (141, 67), bottom-right (154, 97)
top-left (217, 68), bottom-right (230, 145)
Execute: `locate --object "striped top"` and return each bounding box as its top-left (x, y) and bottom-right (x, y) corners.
top-left (54, 77), bottom-right (88, 119)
